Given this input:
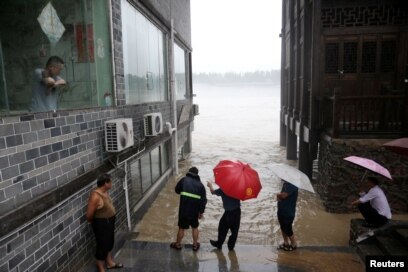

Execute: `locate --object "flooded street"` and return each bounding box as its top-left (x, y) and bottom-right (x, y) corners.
top-left (133, 83), bottom-right (368, 270)
top-left (135, 83), bottom-right (359, 246)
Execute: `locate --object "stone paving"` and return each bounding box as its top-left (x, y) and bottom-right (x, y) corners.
top-left (82, 238), bottom-right (365, 272)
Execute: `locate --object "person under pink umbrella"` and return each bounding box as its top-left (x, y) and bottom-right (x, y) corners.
top-left (350, 176), bottom-right (391, 228)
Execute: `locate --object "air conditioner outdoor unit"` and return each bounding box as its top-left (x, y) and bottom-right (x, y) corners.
top-left (144, 113), bottom-right (163, 137)
top-left (192, 104), bottom-right (199, 116)
top-left (105, 118), bottom-right (134, 152)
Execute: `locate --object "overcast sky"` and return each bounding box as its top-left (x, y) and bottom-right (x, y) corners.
top-left (190, 0), bottom-right (282, 73)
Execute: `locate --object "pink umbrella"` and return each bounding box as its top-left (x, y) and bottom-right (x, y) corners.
top-left (383, 138), bottom-right (408, 156)
top-left (344, 156), bottom-right (392, 180)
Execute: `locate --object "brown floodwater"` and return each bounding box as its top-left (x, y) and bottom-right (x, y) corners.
top-left (135, 146), bottom-right (360, 247)
top-left (133, 84), bottom-right (407, 271)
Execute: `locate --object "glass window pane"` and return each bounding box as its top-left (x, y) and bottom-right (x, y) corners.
top-left (325, 43), bottom-right (339, 74)
top-left (380, 40), bottom-right (396, 73)
top-left (174, 43), bottom-right (187, 100)
top-left (151, 147), bottom-right (160, 182)
top-left (161, 141), bottom-right (169, 173)
top-left (362, 41), bottom-right (377, 73)
top-left (140, 153), bottom-right (151, 192)
top-left (343, 42), bottom-right (357, 73)
top-left (0, 0), bottom-right (112, 115)
top-left (122, 0), bottom-right (167, 104)
top-left (129, 160), bottom-right (142, 204)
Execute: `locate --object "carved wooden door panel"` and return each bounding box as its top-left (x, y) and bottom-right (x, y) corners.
top-left (321, 34), bottom-right (398, 97)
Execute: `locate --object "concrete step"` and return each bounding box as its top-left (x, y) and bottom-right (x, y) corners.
top-left (394, 228), bottom-right (408, 245)
top-left (356, 243), bottom-right (384, 260)
top-left (376, 236), bottom-right (408, 256)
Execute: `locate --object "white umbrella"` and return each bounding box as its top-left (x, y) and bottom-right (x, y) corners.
top-left (271, 164), bottom-right (315, 193)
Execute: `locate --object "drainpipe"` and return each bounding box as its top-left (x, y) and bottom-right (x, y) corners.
top-left (123, 160), bottom-right (131, 231)
top-left (170, 19), bottom-right (179, 175)
top-left (108, 0), bottom-right (117, 106)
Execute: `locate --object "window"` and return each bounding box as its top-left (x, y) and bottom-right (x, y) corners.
top-left (122, 0), bottom-right (168, 104)
top-left (0, 0), bottom-right (113, 115)
top-left (325, 43), bottom-right (339, 74)
top-left (174, 43), bottom-right (187, 100)
top-left (140, 154), bottom-right (152, 193)
top-left (380, 40), bottom-right (396, 73)
top-left (160, 141), bottom-right (169, 174)
top-left (129, 160), bottom-right (142, 202)
top-left (324, 37), bottom-right (396, 75)
top-left (151, 146), bottom-right (160, 183)
top-left (128, 142), bottom-right (170, 203)
top-left (343, 42), bottom-right (357, 73)
top-left (361, 42), bottom-right (377, 73)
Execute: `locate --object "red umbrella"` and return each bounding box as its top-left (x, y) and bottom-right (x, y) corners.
top-left (383, 138), bottom-right (408, 156)
top-left (213, 160), bottom-right (262, 201)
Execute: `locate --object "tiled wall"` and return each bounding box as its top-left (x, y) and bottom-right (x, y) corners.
top-left (0, 103), bottom-right (174, 272)
top-left (1, 166), bottom-right (134, 272)
top-left (1, 110), bottom-right (113, 216)
top-left (0, 0), bottom-right (193, 271)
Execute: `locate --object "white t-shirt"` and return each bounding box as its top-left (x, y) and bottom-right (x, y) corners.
top-left (359, 185), bottom-right (392, 219)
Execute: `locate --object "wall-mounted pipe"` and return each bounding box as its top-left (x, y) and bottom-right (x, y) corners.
top-left (169, 19), bottom-right (179, 175)
top-left (166, 121), bottom-right (177, 133)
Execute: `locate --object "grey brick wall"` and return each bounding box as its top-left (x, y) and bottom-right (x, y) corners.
top-left (0, 169), bottom-right (128, 272)
top-left (0, 104), bottom-right (172, 216)
top-left (0, 0), bottom-right (193, 271)
top-left (0, 101), bottom-right (192, 272)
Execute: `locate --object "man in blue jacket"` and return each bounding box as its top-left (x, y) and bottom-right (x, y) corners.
top-left (170, 167), bottom-right (207, 251)
top-left (277, 180), bottom-right (298, 251)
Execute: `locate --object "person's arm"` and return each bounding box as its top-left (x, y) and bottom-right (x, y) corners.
top-left (350, 188), bottom-right (376, 206)
top-left (199, 185), bottom-right (207, 218)
top-left (277, 183), bottom-right (296, 201)
top-left (54, 76), bottom-right (66, 87)
top-left (86, 192), bottom-right (102, 223)
top-left (175, 179), bottom-right (183, 194)
top-left (207, 181), bottom-right (215, 194)
top-left (41, 70), bottom-right (56, 88)
top-left (276, 192), bottom-right (288, 201)
top-left (350, 198), bottom-right (361, 206)
top-left (42, 71), bottom-right (66, 95)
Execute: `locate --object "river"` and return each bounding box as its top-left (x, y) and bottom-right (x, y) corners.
top-left (133, 82), bottom-right (369, 271)
top-left (134, 82), bottom-right (364, 245)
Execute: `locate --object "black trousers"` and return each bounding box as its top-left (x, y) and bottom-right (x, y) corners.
top-left (358, 202), bottom-right (388, 227)
top-left (217, 208), bottom-right (241, 249)
top-left (92, 216), bottom-right (116, 260)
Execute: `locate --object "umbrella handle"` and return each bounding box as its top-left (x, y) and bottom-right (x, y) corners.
top-left (360, 170), bottom-right (368, 183)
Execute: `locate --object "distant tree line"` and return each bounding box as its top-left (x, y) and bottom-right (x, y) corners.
top-left (193, 70), bottom-right (280, 85)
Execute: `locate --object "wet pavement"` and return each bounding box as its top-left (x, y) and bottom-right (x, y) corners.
top-left (84, 240), bottom-right (365, 272)
top-left (81, 84), bottom-right (406, 271)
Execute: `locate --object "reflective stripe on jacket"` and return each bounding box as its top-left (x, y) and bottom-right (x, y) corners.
top-left (175, 173), bottom-right (207, 218)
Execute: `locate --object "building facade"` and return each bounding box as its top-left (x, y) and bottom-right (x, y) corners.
top-left (0, 0), bottom-right (195, 271)
top-left (280, 0), bottom-right (408, 212)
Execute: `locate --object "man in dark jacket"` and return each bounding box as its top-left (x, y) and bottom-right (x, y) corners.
top-left (170, 167), bottom-right (207, 251)
top-left (207, 181), bottom-right (241, 251)
top-left (277, 180), bottom-right (298, 251)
